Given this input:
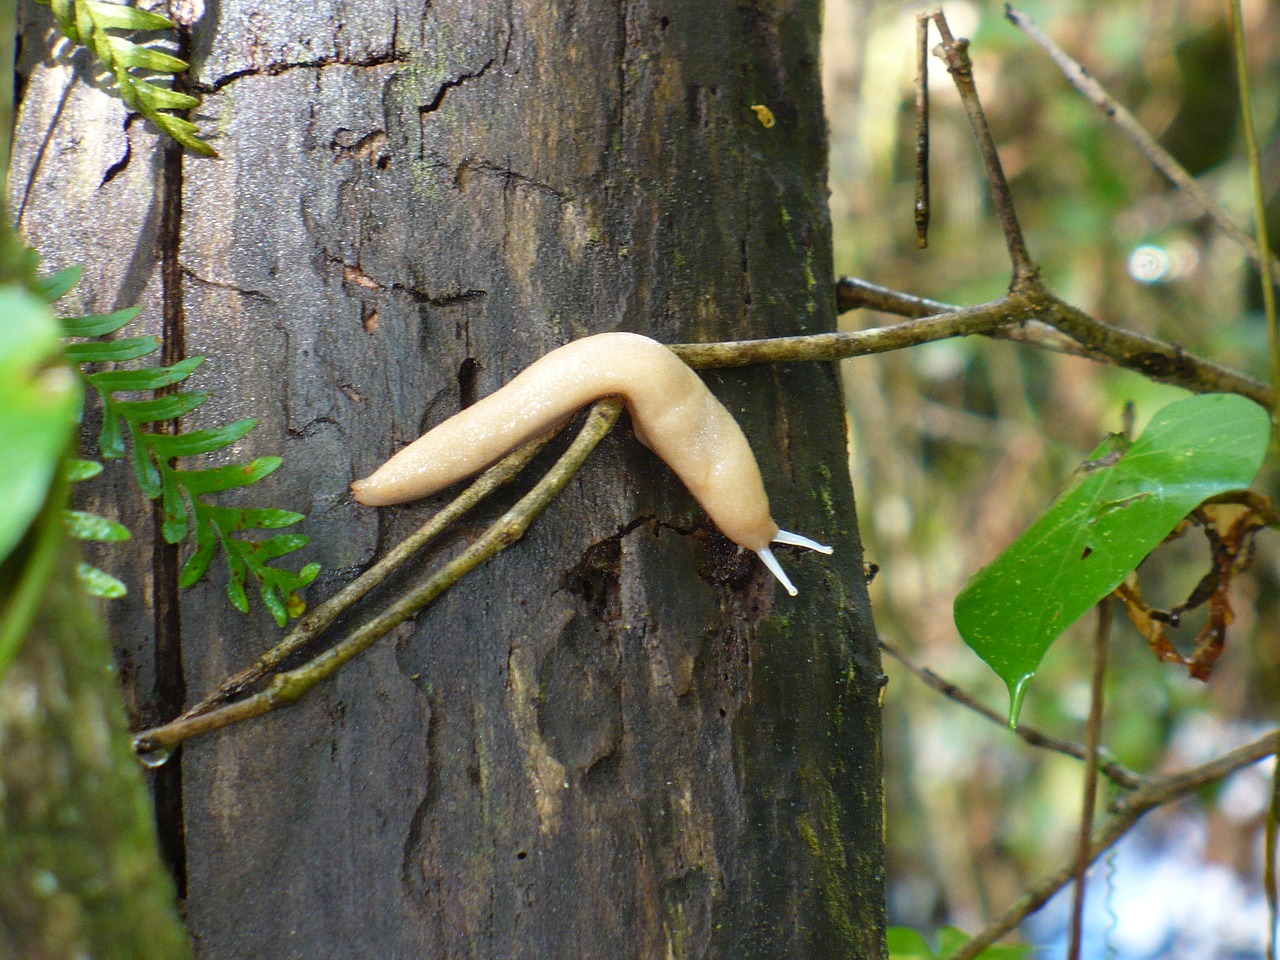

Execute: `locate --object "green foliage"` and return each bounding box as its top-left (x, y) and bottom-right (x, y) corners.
top-left (888, 925), bottom-right (1031, 960)
top-left (0, 282), bottom-right (82, 680)
top-left (33, 0), bottom-right (216, 156)
top-left (954, 393), bottom-right (1270, 725)
top-left (53, 267), bottom-right (319, 625)
top-left (0, 285), bottom-right (81, 567)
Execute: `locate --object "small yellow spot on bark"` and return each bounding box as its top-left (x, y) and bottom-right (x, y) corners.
top-left (750, 104), bottom-right (776, 128)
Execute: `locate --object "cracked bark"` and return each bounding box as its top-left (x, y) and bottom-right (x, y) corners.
top-left (13, 1), bottom-right (883, 957)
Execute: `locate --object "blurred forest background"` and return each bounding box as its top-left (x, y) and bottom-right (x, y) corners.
top-left (822, 1), bottom-right (1280, 956)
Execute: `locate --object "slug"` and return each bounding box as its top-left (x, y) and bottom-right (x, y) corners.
top-left (351, 332), bottom-right (833, 595)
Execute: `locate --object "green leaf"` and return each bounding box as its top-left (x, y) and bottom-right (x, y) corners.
top-left (178, 518), bottom-right (217, 587)
top-left (0, 287), bottom-right (82, 566)
top-left (64, 509), bottom-right (132, 542)
top-left (935, 928), bottom-right (1031, 959)
top-left (954, 393), bottom-right (1270, 724)
top-left (62, 306), bottom-right (142, 338)
top-left (888, 927), bottom-right (936, 960)
top-left (203, 505), bottom-right (305, 531)
top-left (106, 36), bottom-right (188, 73)
top-left (84, 0), bottom-right (175, 31)
top-left (113, 389), bottom-right (209, 422)
top-left (150, 113), bottom-right (219, 158)
top-left (174, 457), bottom-right (282, 496)
top-left (64, 334), bottom-right (161, 363)
top-left (131, 79), bottom-right (201, 112)
top-left (97, 399), bottom-right (126, 458)
top-left (128, 424), bottom-right (162, 497)
top-left (76, 562), bottom-right (128, 599)
top-left (36, 265), bottom-right (83, 303)
top-left (143, 418), bottom-right (258, 458)
top-left (225, 550), bottom-right (250, 613)
top-left (66, 458), bottom-right (104, 482)
top-left (245, 533), bottom-right (310, 562)
top-left (159, 468), bottom-right (189, 543)
top-left (86, 354), bottom-right (204, 391)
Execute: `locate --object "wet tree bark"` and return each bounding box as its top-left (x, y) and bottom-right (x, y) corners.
top-left (13, 1), bottom-right (884, 957)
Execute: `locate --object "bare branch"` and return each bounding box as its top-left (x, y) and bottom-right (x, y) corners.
top-left (879, 641), bottom-right (1144, 790)
top-left (945, 730), bottom-right (1280, 960)
top-left (1005, 4), bottom-right (1280, 286)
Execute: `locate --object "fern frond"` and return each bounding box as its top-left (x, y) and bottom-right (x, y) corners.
top-left (52, 272), bottom-right (318, 625)
top-left (35, 0), bottom-right (217, 157)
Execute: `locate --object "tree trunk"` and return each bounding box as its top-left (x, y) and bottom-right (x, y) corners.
top-left (13, 1), bottom-right (884, 957)
top-left (0, 540), bottom-right (191, 960)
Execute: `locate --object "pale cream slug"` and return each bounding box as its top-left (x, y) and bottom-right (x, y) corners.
top-left (351, 332), bottom-right (833, 595)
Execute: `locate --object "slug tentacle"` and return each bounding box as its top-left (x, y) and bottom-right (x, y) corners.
top-left (352, 332), bottom-right (832, 595)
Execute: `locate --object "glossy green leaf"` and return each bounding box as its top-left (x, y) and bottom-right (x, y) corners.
top-left (173, 457), bottom-right (282, 495)
top-left (955, 393), bottom-right (1270, 724)
top-left (86, 354), bottom-right (203, 391)
top-left (85, 0), bottom-right (174, 31)
top-left (128, 425), bottom-right (162, 497)
top-left (143, 418), bottom-right (258, 458)
top-left (0, 287), bottom-right (82, 566)
top-left (36, 264), bottom-right (83, 303)
top-left (65, 509), bottom-right (132, 542)
top-left (62, 306), bottom-right (142, 338)
top-left (64, 334), bottom-right (161, 363)
top-left (76, 562), bottom-right (128, 599)
top-left (225, 551), bottom-right (250, 613)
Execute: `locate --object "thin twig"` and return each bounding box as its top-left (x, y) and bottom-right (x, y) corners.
top-left (928, 10), bottom-right (1038, 285)
top-left (832, 276), bottom-right (1274, 408)
top-left (879, 641), bottom-right (1144, 791)
top-left (133, 399), bottom-right (624, 753)
top-left (944, 730), bottom-right (1280, 960)
top-left (1228, 0), bottom-right (1280, 440)
top-left (176, 429), bottom-right (562, 721)
top-left (1068, 600), bottom-right (1111, 960)
top-left (915, 12), bottom-right (931, 249)
top-left (1005, 4), bottom-right (1280, 286)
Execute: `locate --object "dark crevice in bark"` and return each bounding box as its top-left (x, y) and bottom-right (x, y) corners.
top-left (419, 58), bottom-right (495, 116)
top-left (152, 79), bottom-right (190, 900)
top-left (194, 51), bottom-right (414, 95)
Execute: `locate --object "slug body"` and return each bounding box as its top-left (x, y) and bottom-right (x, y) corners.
top-left (352, 333), bottom-right (831, 594)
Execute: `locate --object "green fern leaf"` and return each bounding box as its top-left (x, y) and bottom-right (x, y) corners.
top-left (66, 458), bottom-right (104, 482)
top-left (58, 272), bottom-right (319, 623)
top-left (86, 355), bottom-right (203, 392)
top-left (33, 0), bottom-right (218, 157)
top-left (143, 418), bottom-right (258, 458)
top-left (64, 334), bottom-right (161, 363)
top-left (113, 390), bottom-right (209, 423)
top-left (77, 562), bottom-right (128, 599)
top-left (132, 79), bottom-right (201, 112)
top-left (174, 457), bottom-right (282, 496)
top-left (83, 0), bottom-right (174, 31)
top-left (64, 509), bottom-right (132, 542)
top-left (62, 306), bottom-right (142, 338)
top-left (37, 265), bottom-right (84, 303)
top-left (105, 37), bottom-right (188, 73)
